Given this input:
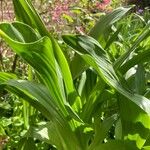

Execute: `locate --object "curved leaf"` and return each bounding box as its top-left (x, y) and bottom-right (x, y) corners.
top-left (63, 34), bottom-right (150, 148)
top-left (89, 7), bottom-right (132, 41)
top-left (63, 34), bottom-right (150, 114)
top-left (0, 78), bottom-right (82, 150)
top-left (13, 0), bottom-right (48, 36)
top-left (120, 48), bottom-right (150, 74)
top-left (0, 22), bottom-right (67, 115)
top-left (13, 0), bottom-right (81, 111)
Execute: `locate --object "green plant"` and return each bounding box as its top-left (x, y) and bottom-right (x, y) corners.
top-left (0, 0), bottom-right (150, 149)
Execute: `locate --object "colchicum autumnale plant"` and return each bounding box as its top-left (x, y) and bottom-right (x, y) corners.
top-left (0, 0), bottom-right (150, 149)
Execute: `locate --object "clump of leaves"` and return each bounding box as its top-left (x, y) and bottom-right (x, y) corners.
top-left (0, 0), bottom-right (150, 150)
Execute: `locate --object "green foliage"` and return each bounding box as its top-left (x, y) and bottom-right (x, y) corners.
top-left (0, 0), bottom-right (150, 149)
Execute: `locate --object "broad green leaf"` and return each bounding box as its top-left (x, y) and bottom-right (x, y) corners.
top-left (78, 69), bottom-right (98, 116)
top-left (0, 21), bottom-right (83, 123)
top-left (13, 0), bottom-right (48, 36)
top-left (91, 140), bottom-right (138, 150)
top-left (63, 34), bottom-right (150, 114)
top-left (13, 0), bottom-right (82, 112)
top-left (0, 72), bottom-right (17, 94)
top-left (89, 7), bottom-right (132, 42)
top-left (65, 7), bottom-right (131, 78)
top-left (52, 39), bottom-right (82, 113)
top-left (1, 1), bottom-right (150, 149)
top-left (0, 79), bottom-right (65, 122)
top-left (27, 121), bottom-right (64, 148)
top-left (119, 48), bottom-right (150, 74)
top-left (118, 95), bottom-right (150, 149)
top-left (115, 119), bottom-right (122, 140)
top-left (0, 22), bottom-right (67, 115)
top-left (0, 21), bottom-right (84, 149)
top-left (13, 0), bottom-right (75, 98)
top-left (88, 115), bottom-right (117, 150)
top-left (74, 124), bottom-right (93, 150)
top-left (63, 35), bottom-right (150, 148)
top-left (0, 22), bottom-right (39, 43)
top-left (82, 69), bottom-right (97, 100)
top-left (119, 63), bottom-right (148, 149)
top-left (0, 79), bottom-right (82, 150)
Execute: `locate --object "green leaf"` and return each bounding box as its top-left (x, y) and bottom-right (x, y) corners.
top-left (114, 23), bottom-right (150, 70)
top-left (27, 122), bottom-right (50, 144)
top-left (0, 79), bottom-right (82, 150)
top-left (91, 140), bottom-right (138, 150)
top-left (70, 54), bottom-right (88, 79)
top-left (18, 137), bottom-right (37, 150)
top-left (63, 34), bottom-right (150, 114)
top-left (118, 95), bottom-right (150, 149)
top-left (0, 20), bottom-right (84, 149)
top-left (0, 21), bottom-right (83, 124)
top-left (66, 7), bottom-right (132, 79)
top-left (115, 119), bottom-right (122, 140)
top-left (119, 48), bottom-right (150, 74)
top-left (0, 22), bottom-right (39, 43)
top-left (104, 25), bottom-right (122, 50)
top-left (27, 122), bottom-right (63, 148)
top-left (52, 39), bottom-right (82, 111)
top-left (135, 64), bottom-right (145, 94)
top-left (81, 77), bottom-right (106, 122)
top-left (88, 115), bottom-right (117, 150)
top-left (0, 79), bottom-right (64, 122)
top-left (0, 72), bottom-right (17, 94)
top-left (0, 72), bottom-right (17, 82)
top-left (62, 14), bottom-right (74, 23)
top-left (0, 22), bottom-right (67, 115)
top-left (13, 0), bottom-right (48, 36)
top-left (142, 146), bottom-right (150, 150)
top-left (63, 35), bottom-right (150, 148)
top-left (13, 0), bottom-right (82, 113)
top-left (89, 7), bottom-right (132, 42)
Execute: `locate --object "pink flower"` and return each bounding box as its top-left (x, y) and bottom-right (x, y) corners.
top-left (51, 0), bottom-right (72, 23)
top-left (103, 0), bottom-right (111, 5)
top-left (96, 0), bottom-right (111, 10)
